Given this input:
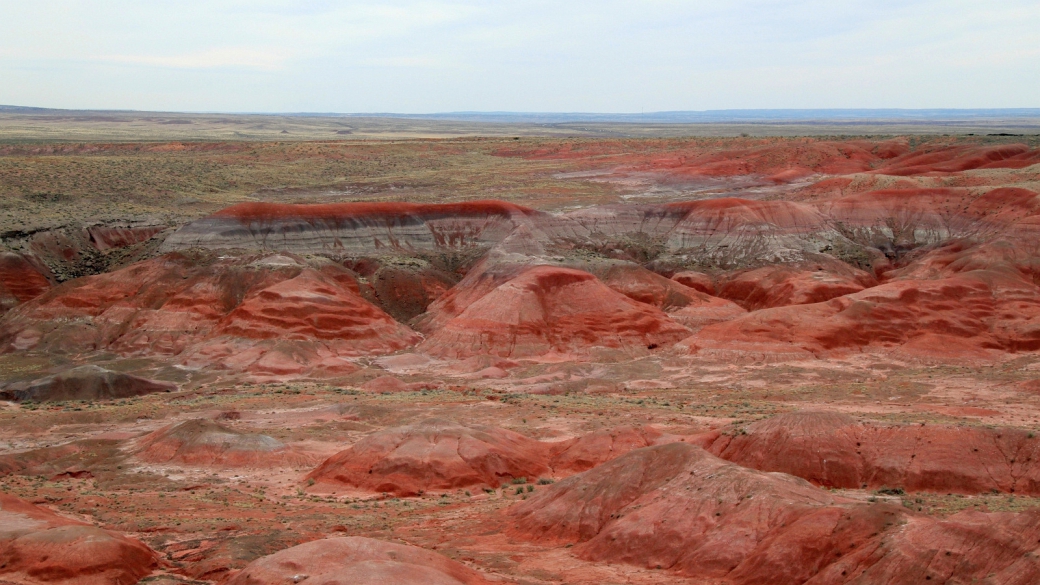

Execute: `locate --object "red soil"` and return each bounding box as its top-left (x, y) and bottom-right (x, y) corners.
top-left (359, 375), bottom-right (436, 393)
top-left (709, 411), bottom-right (1040, 494)
top-left (305, 421), bottom-right (677, 497)
top-left (497, 138), bottom-right (1039, 179)
top-left (85, 226), bottom-right (166, 252)
top-left (0, 493), bottom-right (158, 585)
top-left (307, 418), bottom-right (551, 496)
top-left (595, 264), bottom-right (717, 311)
top-left (667, 197), bottom-right (826, 233)
top-left (874, 143), bottom-right (1040, 175)
top-left (669, 270), bottom-right (715, 295)
top-left (218, 270), bottom-right (416, 347)
top-left (226, 536), bottom-right (491, 585)
top-left (0, 252), bottom-right (51, 314)
top-left (135, 419), bottom-right (319, 467)
top-left (548, 425), bottom-right (670, 474)
top-left (411, 261), bottom-right (530, 335)
top-left (0, 439), bottom-right (118, 479)
top-left (419, 266), bottom-right (691, 359)
top-left (716, 263), bottom-right (876, 311)
top-left (509, 443), bottom-right (1040, 583)
top-left (682, 270), bottom-right (1040, 360)
top-left (369, 263), bottom-right (457, 323)
top-left (0, 253), bottom-right (417, 375)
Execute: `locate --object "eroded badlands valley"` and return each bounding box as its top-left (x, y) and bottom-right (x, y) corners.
top-left (3, 135), bottom-right (1040, 584)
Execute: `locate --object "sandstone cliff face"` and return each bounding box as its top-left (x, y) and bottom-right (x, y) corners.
top-left (161, 200), bottom-right (547, 257)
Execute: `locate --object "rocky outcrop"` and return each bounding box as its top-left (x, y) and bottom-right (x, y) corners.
top-left (161, 200), bottom-right (545, 257)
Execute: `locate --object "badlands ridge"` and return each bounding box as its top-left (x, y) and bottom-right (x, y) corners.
top-left (2, 137), bottom-right (1040, 584)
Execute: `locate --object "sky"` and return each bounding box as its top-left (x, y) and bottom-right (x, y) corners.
top-left (1, 1), bottom-right (1038, 113)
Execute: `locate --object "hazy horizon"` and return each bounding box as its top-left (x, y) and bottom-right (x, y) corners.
top-left (2, 1), bottom-right (1038, 113)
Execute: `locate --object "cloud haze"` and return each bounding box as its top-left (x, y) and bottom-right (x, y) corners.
top-left (1, 0), bottom-right (1037, 112)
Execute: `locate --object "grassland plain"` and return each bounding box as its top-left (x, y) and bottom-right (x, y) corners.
top-left (2, 130), bottom-right (1038, 237)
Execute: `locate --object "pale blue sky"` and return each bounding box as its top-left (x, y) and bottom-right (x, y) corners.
top-left (1, 1), bottom-right (1037, 112)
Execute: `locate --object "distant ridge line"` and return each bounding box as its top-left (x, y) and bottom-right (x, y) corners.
top-left (2, 105), bottom-right (1039, 125)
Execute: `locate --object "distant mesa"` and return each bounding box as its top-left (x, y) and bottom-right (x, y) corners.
top-left (0, 365), bottom-right (176, 402)
top-left (226, 536), bottom-right (491, 585)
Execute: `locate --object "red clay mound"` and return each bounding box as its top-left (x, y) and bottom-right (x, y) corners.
top-left (418, 266), bottom-right (691, 359)
top-left (226, 536), bottom-right (490, 585)
top-left (359, 375), bottom-right (435, 393)
top-left (1, 365), bottom-right (176, 402)
top-left (496, 138), bottom-right (888, 178)
top-left (0, 252), bottom-right (51, 315)
top-left (217, 270), bottom-right (417, 348)
top-left (814, 509), bottom-right (1040, 584)
top-left (0, 493), bottom-right (158, 585)
top-left (548, 425), bottom-right (670, 474)
top-left (594, 264), bottom-right (746, 330)
top-left (369, 263), bottom-right (457, 323)
top-left (85, 225), bottom-right (166, 252)
top-left (716, 263), bottom-right (876, 311)
top-left (683, 270), bottom-right (1040, 360)
top-left (874, 143), bottom-right (1040, 175)
top-left (509, 443), bottom-right (1040, 583)
top-left (670, 270), bottom-right (715, 295)
top-left (0, 439), bottom-right (118, 479)
top-left (307, 418), bottom-right (549, 496)
top-left (135, 419), bottom-right (318, 467)
top-left (411, 260), bottom-right (530, 334)
top-left (595, 264), bottom-right (706, 311)
top-left (709, 411), bottom-right (1040, 494)
top-left (0, 253), bottom-right (418, 375)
